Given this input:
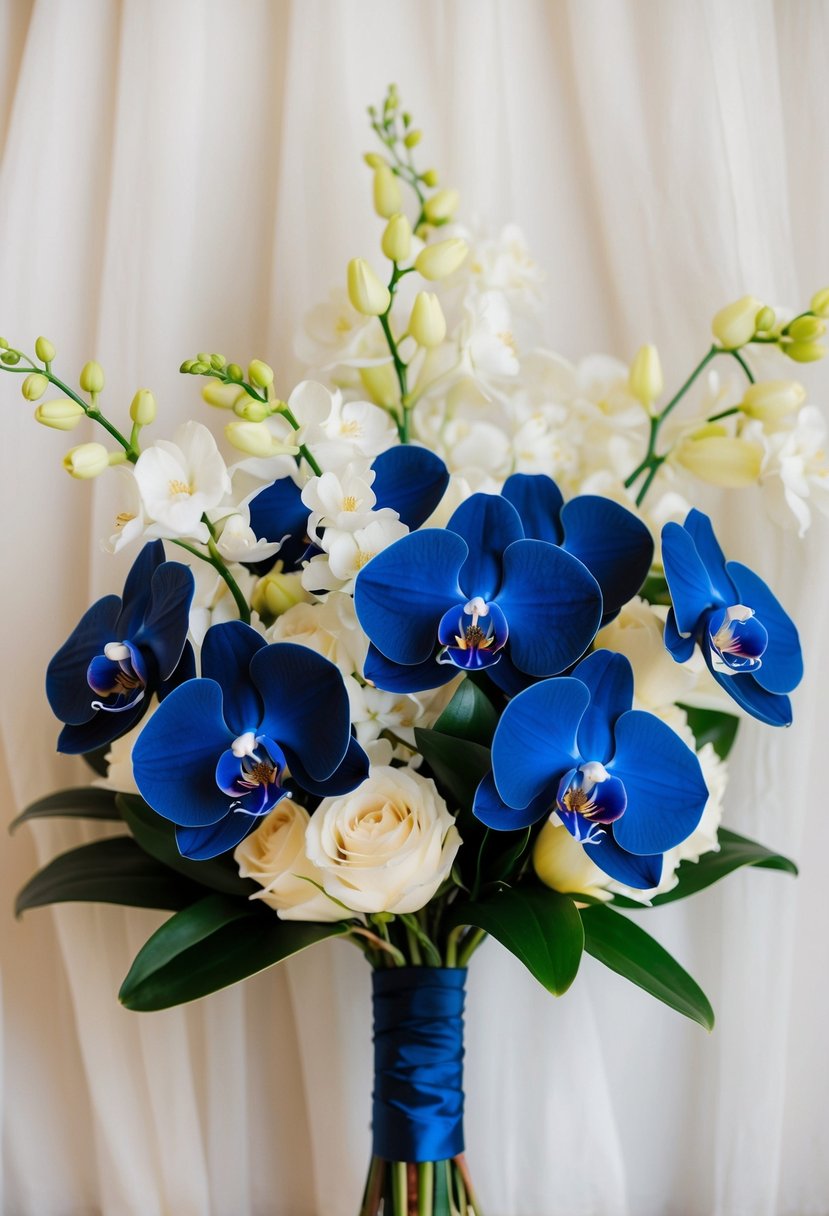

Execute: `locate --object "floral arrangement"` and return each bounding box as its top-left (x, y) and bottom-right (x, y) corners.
top-left (5, 85), bottom-right (822, 1214)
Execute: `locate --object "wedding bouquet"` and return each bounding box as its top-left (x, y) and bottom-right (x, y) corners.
top-left (5, 85), bottom-right (822, 1214)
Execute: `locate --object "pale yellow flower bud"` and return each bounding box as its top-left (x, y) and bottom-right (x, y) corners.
top-left (233, 396), bottom-right (270, 422)
top-left (787, 315), bottom-right (826, 342)
top-left (414, 238), bottom-right (468, 281)
top-left (63, 442), bottom-right (110, 479)
top-left (347, 258), bottom-right (391, 316)
top-left (675, 431), bottom-right (764, 487)
top-left (248, 359), bottom-right (274, 388)
top-left (755, 306), bottom-right (776, 333)
top-left (359, 363), bottom-right (399, 406)
top-left (79, 360), bottom-right (105, 393)
top-left (533, 822), bottom-right (612, 902)
top-left (381, 213), bottom-right (412, 263)
top-left (403, 129), bottom-right (422, 148)
top-left (372, 165), bottom-right (403, 218)
top-left (421, 169), bottom-right (439, 188)
top-left (225, 421), bottom-right (299, 459)
top-left (129, 388), bottom-right (157, 426)
top-left (628, 344), bottom-right (664, 408)
top-left (34, 336), bottom-right (56, 363)
top-left (741, 379), bottom-right (806, 423)
top-left (363, 152), bottom-right (386, 169)
top-left (252, 570), bottom-right (311, 619)
top-left (423, 188), bottom-right (460, 224)
top-left (202, 381), bottom-right (246, 410)
top-left (784, 340), bottom-right (827, 363)
top-left (408, 292), bottom-right (447, 347)
top-left (809, 288), bottom-right (829, 318)
top-left (34, 399), bottom-right (86, 431)
top-left (21, 372), bottom-right (49, 402)
top-left (711, 296), bottom-right (763, 350)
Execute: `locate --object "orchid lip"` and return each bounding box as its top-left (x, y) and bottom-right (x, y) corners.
top-left (556, 761), bottom-right (628, 843)
top-left (437, 598), bottom-right (508, 671)
top-left (215, 733), bottom-right (288, 817)
top-left (708, 603), bottom-right (768, 675)
top-left (87, 639), bottom-right (148, 713)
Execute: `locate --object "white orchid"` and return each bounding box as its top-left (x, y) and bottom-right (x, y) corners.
top-left (102, 465), bottom-right (147, 554)
top-left (745, 405), bottom-right (829, 535)
top-left (134, 420), bottom-right (231, 543)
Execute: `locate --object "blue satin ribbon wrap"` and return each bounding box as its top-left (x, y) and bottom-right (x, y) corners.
top-left (371, 966), bottom-right (467, 1163)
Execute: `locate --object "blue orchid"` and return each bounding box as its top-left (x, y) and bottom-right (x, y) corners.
top-left (46, 541), bottom-right (194, 755)
top-left (354, 491), bottom-right (604, 694)
top-left (132, 620), bottom-right (369, 859)
top-left (501, 474), bottom-right (654, 623)
top-left (473, 650), bottom-right (708, 889)
top-left (661, 509), bottom-right (802, 726)
top-left (245, 445), bottom-right (450, 576)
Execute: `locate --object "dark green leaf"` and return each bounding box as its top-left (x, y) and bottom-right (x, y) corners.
top-left (678, 704), bottom-right (740, 760)
top-left (116, 794), bottom-right (259, 898)
top-left (414, 728), bottom-right (490, 813)
top-left (15, 837), bottom-right (203, 916)
top-left (581, 904), bottom-right (714, 1030)
top-left (447, 885), bottom-right (584, 995)
top-left (433, 678), bottom-right (498, 746)
top-left (119, 894), bottom-right (348, 1010)
top-left (613, 827), bottom-right (797, 909)
top-left (9, 786), bottom-right (121, 833)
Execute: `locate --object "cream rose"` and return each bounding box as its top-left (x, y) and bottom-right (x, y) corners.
top-left (532, 820), bottom-right (614, 903)
top-left (305, 766), bottom-right (461, 914)
top-left (234, 799), bottom-right (344, 922)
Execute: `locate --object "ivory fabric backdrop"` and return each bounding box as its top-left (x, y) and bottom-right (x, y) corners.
top-left (1, 1), bottom-right (828, 1213)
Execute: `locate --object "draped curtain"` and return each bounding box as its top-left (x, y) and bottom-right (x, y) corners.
top-left (1, 2), bottom-right (827, 1213)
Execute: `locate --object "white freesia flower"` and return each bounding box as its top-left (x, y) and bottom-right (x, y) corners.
top-left (103, 465), bottom-right (146, 554)
top-left (214, 512), bottom-right (282, 564)
top-left (459, 290), bottom-right (520, 384)
top-left (350, 679), bottom-right (461, 758)
top-left (295, 287), bottom-right (385, 371)
top-left (134, 420), bottom-right (231, 543)
top-left (288, 380), bottom-right (398, 471)
top-left (301, 462), bottom-right (377, 536)
top-left (234, 800), bottom-right (344, 922)
top-left (302, 513), bottom-right (408, 592)
top-left (305, 766), bottom-right (461, 914)
top-left (187, 560), bottom-right (258, 648)
top-left (744, 406), bottom-right (829, 535)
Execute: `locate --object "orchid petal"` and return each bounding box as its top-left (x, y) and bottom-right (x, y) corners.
top-left (354, 529), bottom-right (466, 664)
top-left (246, 475), bottom-right (309, 574)
top-left (484, 650), bottom-right (535, 697)
top-left (609, 710), bottom-right (708, 854)
top-left (496, 541), bottom-right (602, 676)
top-left (586, 830), bottom-right (664, 889)
top-left (702, 645), bottom-right (793, 726)
top-left (727, 561), bottom-right (803, 694)
top-left (372, 445), bottom-right (450, 530)
top-left (46, 594), bottom-right (122, 725)
top-left (501, 473), bottom-right (564, 544)
top-left (661, 522), bottom-right (723, 636)
top-left (132, 561), bottom-right (194, 680)
top-left (560, 496), bottom-right (654, 618)
top-left (363, 643), bottom-right (458, 694)
top-left (447, 494), bottom-right (524, 601)
top-left (132, 679), bottom-right (233, 827)
top-left (175, 810), bottom-right (269, 861)
top-left (284, 734), bottom-right (370, 797)
top-left (57, 699), bottom-right (146, 755)
top-left (571, 650), bottom-right (634, 764)
top-left (683, 509), bottom-right (734, 603)
top-left (116, 540), bottom-right (164, 637)
top-left (158, 640), bottom-right (196, 700)
top-left (201, 621), bottom-right (267, 736)
top-left (492, 677), bottom-right (587, 809)
top-left (251, 643), bottom-right (351, 780)
top-left (664, 608), bottom-right (697, 663)
top-left (473, 770), bottom-right (555, 830)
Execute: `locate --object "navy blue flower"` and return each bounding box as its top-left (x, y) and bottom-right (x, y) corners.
top-left (245, 445), bottom-right (450, 576)
top-left (661, 509), bottom-right (802, 726)
top-left (354, 491), bottom-right (604, 694)
top-left (473, 650), bottom-right (708, 889)
top-left (501, 473), bottom-right (654, 622)
top-left (46, 541), bottom-right (194, 755)
top-left (132, 621), bottom-right (369, 859)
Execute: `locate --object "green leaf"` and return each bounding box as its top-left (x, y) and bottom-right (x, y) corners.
top-left (414, 728), bottom-right (491, 813)
top-left (116, 793), bottom-right (259, 898)
top-left (581, 904), bottom-right (715, 1030)
top-left (639, 572), bottom-right (671, 606)
top-left (9, 786), bottom-right (121, 832)
top-left (15, 837), bottom-right (203, 916)
top-left (447, 885), bottom-right (584, 995)
top-left (119, 894), bottom-right (349, 1010)
top-left (678, 704), bottom-right (740, 760)
top-left (433, 678), bottom-right (498, 746)
top-left (614, 828), bottom-right (797, 909)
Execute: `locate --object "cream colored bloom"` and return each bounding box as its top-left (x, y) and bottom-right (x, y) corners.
top-left (234, 800), bottom-right (344, 922)
top-left (305, 766), bottom-right (461, 914)
top-left (533, 821), bottom-right (614, 902)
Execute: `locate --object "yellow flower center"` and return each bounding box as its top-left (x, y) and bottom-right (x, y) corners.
top-left (168, 478), bottom-right (193, 496)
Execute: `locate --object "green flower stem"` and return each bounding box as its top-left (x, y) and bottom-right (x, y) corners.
top-left (359, 1157), bottom-right (386, 1216)
top-left (456, 928), bottom-right (487, 969)
top-left (171, 535), bottom-right (251, 625)
top-left (417, 1162), bottom-right (434, 1216)
top-left (276, 404), bottom-right (323, 476)
top-left (392, 1161), bottom-right (407, 1216)
top-left (444, 924), bottom-right (464, 967)
top-left (405, 923), bottom-right (423, 965)
top-left (7, 362), bottom-right (140, 460)
top-left (399, 914), bottom-right (442, 967)
top-left (378, 264), bottom-right (413, 442)
top-left (727, 347), bottom-right (756, 383)
top-left (706, 405), bottom-right (741, 423)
